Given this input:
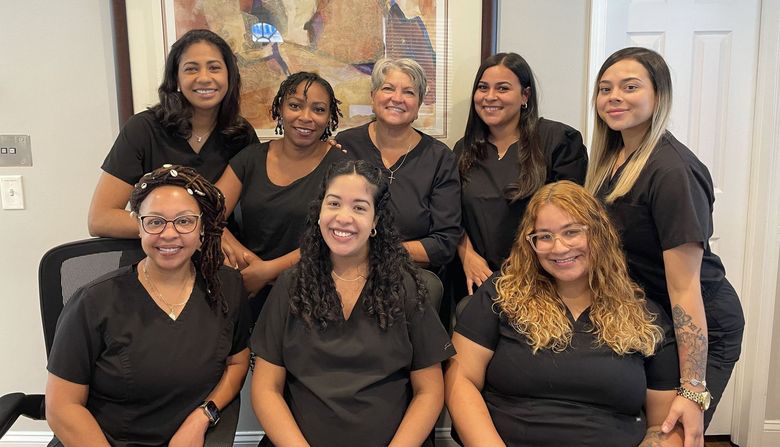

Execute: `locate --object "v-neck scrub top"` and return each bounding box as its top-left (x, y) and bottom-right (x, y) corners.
top-left (454, 118), bottom-right (588, 271)
top-left (454, 275), bottom-right (679, 446)
top-left (251, 269), bottom-right (455, 447)
top-left (335, 123), bottom-right (462, 268)
top-left (228, 141), bottom-right (347, 260)
top-left (102, 110), bottom-right (259, 185)
top-left (47, 264), bottom-right (250, 446)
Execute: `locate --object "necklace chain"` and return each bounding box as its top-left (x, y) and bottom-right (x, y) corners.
top-left (375, 125), bottom-right (416, 185)
top-left (331, 270), bottom-right (366, 282)
top-left (143, 259), bottom-right (193, 320)
top-left (190, 123), bottom-right (216, 143)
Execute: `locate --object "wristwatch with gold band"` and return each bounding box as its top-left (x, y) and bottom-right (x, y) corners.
top-left (677, 385), bottom-right (712, 411)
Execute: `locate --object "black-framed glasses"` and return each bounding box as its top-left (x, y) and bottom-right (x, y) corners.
top-left (138, 214), bottom-right (202, 235)
top-left (526, 225), bottom-right (588, 253)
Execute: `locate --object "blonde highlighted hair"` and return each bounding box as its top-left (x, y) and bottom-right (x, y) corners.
top-left (584, 47), bottom-right (673, 203)
top-left (495, 181), bottom-right (662, 355)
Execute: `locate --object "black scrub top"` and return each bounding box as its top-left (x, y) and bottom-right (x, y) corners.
top-left (228, 142), bottom-right (347, 260)
top-left (336, 122), bottom-right (462, 268)
top-left (454, 118), bottom-right (587, 271)
top-left (597, 132), bottom-right (726, 310)
top-left (251, 269), bottom-right (455, 447)
top-left (102, 109), bottom-right (259, 185)
top-left (47, 265), bottom-right (250, 446)
top-left (455, 274), bottom-right (678, 446)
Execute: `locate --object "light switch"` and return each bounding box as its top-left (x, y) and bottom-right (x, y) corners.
top-left (0, 175), bottom-right (24, 210)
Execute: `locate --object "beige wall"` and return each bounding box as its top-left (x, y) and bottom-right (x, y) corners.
top-left (495, 0), bottom-right (591, 135)
top-left (0, 0), bottom-right (119, 434)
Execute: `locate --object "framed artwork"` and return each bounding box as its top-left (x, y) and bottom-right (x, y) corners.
top-left (114, 0), bottom-right (449, 139)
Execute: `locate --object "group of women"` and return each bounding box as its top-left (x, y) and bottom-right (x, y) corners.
top-left (43, 28), bottom-right (744, 447)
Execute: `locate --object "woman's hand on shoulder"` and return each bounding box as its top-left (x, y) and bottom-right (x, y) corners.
top-left (169, 407), bottom-right (210, 447)
top-left (240, 253), bottom-right (275, 297)
top-left (326, 139), bottom-right (346, 154)
top-left (462, 250), bottom-right (492, 295)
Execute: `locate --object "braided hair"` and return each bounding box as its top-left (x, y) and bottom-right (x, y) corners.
top-left (291, 160), bottom-right (427, 331)
top-left (271, 71), bottom-right (342, 140)
top-left (129, 164), bottom-right (229, 314)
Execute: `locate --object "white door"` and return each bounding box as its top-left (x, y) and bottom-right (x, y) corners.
top-left (589, 0), bottom-right (760, 435)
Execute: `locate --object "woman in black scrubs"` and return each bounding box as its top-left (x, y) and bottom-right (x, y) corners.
top-left (47, 165), bottom-right (250, 446)
top-left (215, 72), bottom-right (347, 319)
top-left (454, 52), bottom-right (588, 295)
top-left (446, 181), bottom-right (682, 447)
top-left (335, 58), bottom-right (461, 273)
top-left (89, 29), bottom-right (259, 238)
top-left (586, 47), bottom-right (744, 443)
top-left (251, 160), bottom-right (454, 447)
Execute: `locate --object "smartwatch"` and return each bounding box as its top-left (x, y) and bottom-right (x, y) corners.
top-left (199, 400), bottom-right (221, 426)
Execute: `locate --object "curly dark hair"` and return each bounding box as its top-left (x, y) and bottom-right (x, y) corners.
top-left (271, 71), bottom-right (342, 140)
top-left (150, 29), bottom-right (254, 143)
top-left (459, 52), bottom-right (544, 202)
top-left (290, 160), bottom-right (426, 331)
top-left (129, 165), bottom-right (229, 314)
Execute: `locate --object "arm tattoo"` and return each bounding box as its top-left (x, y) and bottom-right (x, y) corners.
top-left (672, 304), bottom-right (708, 381)
top-left (639, 428), bottom-right (664, 447)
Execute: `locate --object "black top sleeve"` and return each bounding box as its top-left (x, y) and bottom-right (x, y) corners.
top-left (650, 163), bottom-right (714, 250)
top-left (46, 286), bottom-right (103, 385)
top-left (453, 275), bottom-right (501, 350)
top-left (224, 267), bottom-right (252, 355)
top-left (417, 141), bottom-right (462, 266)
top-left (101, 112), bottom-right (151, 185)
top-left (545, 122), bottom-right (588, 184)
top-left (250, 270), bottom-right (292, 367)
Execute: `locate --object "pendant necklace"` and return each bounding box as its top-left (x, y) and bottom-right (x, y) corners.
top-left (190, 123), bottom-right (216, 143)
top-left (143, 259), bottom-right (193, 320)
top-left (386, 148), bottom-right (411, 184)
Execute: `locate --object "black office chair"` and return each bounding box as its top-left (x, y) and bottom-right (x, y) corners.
top-left (0, 237), bottom-right (240, 446)
top-left (418, 268), bottom-right (444, 314)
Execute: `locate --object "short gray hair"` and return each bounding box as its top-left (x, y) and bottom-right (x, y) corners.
top-left (370, 58), bottom-right (428, 103)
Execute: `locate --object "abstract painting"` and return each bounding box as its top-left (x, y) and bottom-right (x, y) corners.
top-left (166, 0), bottom-right (448, 138)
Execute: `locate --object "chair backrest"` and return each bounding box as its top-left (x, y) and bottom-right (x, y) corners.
top-left (418, 268), bottom-right (443, 314)
top-left (38, 238), bottom-right (144, 355)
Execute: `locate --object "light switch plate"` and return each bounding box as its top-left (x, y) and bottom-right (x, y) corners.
top-left (0, 135), bottom-right (33, 166)
top-left (0, 175), bottom-right (25, 209)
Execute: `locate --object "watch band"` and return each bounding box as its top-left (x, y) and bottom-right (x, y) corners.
top-left (676, 386), bottom-right (711, 411)
top-left (199, 400), bottom-right (221, 426)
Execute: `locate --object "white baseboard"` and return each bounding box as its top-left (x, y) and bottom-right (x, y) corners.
top-left (0, 429), bottom-right (457, 447)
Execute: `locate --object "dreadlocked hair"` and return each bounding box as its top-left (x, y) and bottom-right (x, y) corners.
top-left (271, 71), bottom-right (343, 140)
top-left (290, 160), bottom-right (426, 331)
top-left (495, 180), bottom-right (663, 356)
top-left (459, 52), bottom-right (545, 202)
top-left (129, 164), bottom-right (229, 314)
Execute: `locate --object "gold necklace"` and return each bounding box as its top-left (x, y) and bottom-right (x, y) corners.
top-left (331, 270), bottom-right (367, 282)
top-left (142, 259), bottom-right (193, 320)
top-left (190, 123), bottom-right (216, 143)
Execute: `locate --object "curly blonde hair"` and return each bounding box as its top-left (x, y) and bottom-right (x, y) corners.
top-left (495, 180), bottom-right (662, 356)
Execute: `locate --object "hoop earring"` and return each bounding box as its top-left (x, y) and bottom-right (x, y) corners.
top-left (370, 228), bottom-right (377, 237)
top-left (521, 102), bottom-right (528, 109)
top-left (275, 117), bottom-right (284, 135)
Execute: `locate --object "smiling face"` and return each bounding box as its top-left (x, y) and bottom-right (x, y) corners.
top-left (596, 58), bottom-right (656, 141)
top-left (177, 41), bottom-right (228, 116)
top-left (282, 80), bottom-right (332, 148)
top-left (371, 69), bottom-right (421, 127)
top-left (533, 203), bottom-right (590, 290)
top-left (319, 174), bottom-right (377, 263)
top-left (138, 186), bottom-right (202, 274)
top-left (474, 64), bottom-right (529, 131)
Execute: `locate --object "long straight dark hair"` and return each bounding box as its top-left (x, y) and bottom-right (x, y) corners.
top-left (459, 52), bottom-right (545, 202)
top-left (151, 29), bottom-right (253, 142)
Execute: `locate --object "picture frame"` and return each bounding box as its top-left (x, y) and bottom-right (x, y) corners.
top-left (112, 0), bottom-right (449, 139)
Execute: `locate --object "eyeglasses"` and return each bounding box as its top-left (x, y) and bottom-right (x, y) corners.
top-left (526, 225), bottom-right (588, 253)
top-left (138, 214), bottom-right (202, 235)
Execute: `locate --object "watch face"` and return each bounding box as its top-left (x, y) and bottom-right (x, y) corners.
top-left (702, 392), bottom-right (712, 411)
